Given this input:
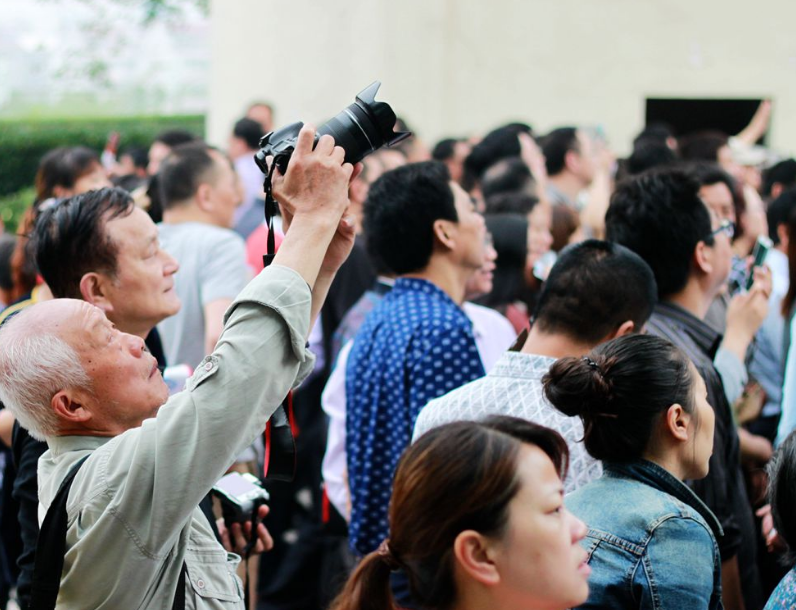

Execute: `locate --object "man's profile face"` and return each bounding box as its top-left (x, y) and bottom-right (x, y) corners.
top-left (101, 207), bottom-right (181, 335)
top-left (56, 301), bottom-right (169, 433)
top-left (450, 181), bottom-right (486, 271)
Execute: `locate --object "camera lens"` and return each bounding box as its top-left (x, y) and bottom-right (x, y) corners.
top-left (316, 81), bottom-right (410, 165)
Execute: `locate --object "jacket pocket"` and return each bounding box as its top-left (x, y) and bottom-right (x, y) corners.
top-left (582, 536), bottom-right (601, 560)
top-left (184, 548), bottom-right (243, 603)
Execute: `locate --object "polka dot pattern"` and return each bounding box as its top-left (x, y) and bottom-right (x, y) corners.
top-left (345, 278), bottom-right (485, 555)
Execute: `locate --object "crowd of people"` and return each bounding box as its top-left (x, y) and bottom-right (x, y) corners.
top-left (0, 96), bottom-right (796, 610)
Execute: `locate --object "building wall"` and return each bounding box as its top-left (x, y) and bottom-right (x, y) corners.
top-left (209, 0), bottom-right (796, 155)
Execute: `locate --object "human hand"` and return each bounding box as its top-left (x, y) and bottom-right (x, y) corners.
top-left (270, 124), bottom-right (354, 229)
top-left (217, 504), bottom-right (274, 557)
top-left (756, 504), bottom-right (788, 554)
top-left (725, 266), bottom-right (770, 346)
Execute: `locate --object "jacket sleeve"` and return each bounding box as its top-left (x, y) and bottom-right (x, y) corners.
top-left (637, 517), bottom-right (721, 610)
top-left (83, 264), bottom-right (315, 558)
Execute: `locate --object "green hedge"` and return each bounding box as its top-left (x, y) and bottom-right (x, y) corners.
top-left (0, 115), bottom-right (204, 198)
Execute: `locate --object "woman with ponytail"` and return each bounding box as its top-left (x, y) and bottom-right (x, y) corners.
top-left (330, 416), bottom-right (590, 610)
top-left (543, 333), bottom-right (722, 609)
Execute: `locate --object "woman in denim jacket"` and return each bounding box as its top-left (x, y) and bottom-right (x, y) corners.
top-left (543, 334), bottom-right (723, 610)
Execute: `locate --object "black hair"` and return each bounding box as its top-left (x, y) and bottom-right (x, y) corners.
top-left (687, 161), bottom-right (736, 193)
top-left (481, 157), bottom-right (535, 201)
top-left (462, 126), bottom-right (523, 190)
top-left (485, 191), bottom-right (539, 216)
top-left (120, 146), bottom-right (149, 171)
top-left (678, 131), bottom-right (729, 162)
top-left (233, 117), bottom-right (265, 150)
top-left (363, 161), bottom-right (456, 275)
top-left (633, 123), bottom-right (675, 148)
top-left (606, 168), bottom-right (712, 299)
top-left (158, 142), bottom-right (219, 209)
top-left (477, 214), bottom-right (530, 311)
top-left (763, 159), bottom-right (796, 199)
top-left (533, 240), bottom-right (657, 344)
top-left (153, 129), bottom-right (197, 148)
top-left (767, 188), bottom-right (796, 245)
top-left (767, 430), bottom-right (796, 566)
top-left (626, 139), bottom-right (677, 175)
top-left (543, 334), bottom-right (695, 462)
top-left (541, 127), bottom-right (579, 177)
top-left (32, 187), bottom-right (135, 299)
top-left (432, 138), bottom-right (458, 162)
top-left (35, 146), bottom-right (101, 202)
top-left (0, 234), bottom-right (17, 292)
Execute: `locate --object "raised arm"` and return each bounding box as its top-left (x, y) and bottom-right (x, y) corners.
top-left (101, 124), bottom-right (355, 555)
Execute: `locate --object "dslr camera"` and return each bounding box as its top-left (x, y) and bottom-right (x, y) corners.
top-left (212, 472), bottom-right (269, 525)
top-left (254, 81), bottom-right (410, 176)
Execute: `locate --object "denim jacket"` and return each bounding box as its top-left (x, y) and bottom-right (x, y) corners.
top-left (567, 460), bottom-right (724, 610)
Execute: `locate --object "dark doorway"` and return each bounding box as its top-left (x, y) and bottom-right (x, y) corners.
top-left (645, 98), bottom-right (767, 144)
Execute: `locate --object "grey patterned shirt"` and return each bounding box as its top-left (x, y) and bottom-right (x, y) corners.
top-left (413, 351), bottom-right (602, 493)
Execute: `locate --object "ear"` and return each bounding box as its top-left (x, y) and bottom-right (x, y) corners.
top-left (51, 389), bottom-right (93, 426)
top-left (453, 530), bottom-right (500, 587)
top-left (772, 183), bottom-right (783, 200)
top-left (79, 273), bottom-right (114, 315)
top-left (693, 240), bottom-right (713, 275)
top-left (610, 320), bottom-right (635, 339)
top-left (564, 149), bottom-right (581, 173)
top-left (195, 183), bottom-right (215, 213)
top-left (777, 224), bottom-right (789, 250)
top-left (663, 403), bottom-right (690, 443)
top-left (433, 219), bottom-right (456, 251)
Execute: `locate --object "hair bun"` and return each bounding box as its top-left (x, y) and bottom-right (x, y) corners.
top-left (542, 354), bottom-right (615, 418)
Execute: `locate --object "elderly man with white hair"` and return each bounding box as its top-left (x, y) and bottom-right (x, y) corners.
top-left (0, 126), bottom-right (359, 609)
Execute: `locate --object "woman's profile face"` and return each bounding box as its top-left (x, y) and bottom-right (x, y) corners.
top-left (491, 444), bottom-right (590, 609)
top-left (685, 366), bottom-right (715, 480)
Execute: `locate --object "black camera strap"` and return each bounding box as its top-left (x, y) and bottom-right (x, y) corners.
top-left (28, 455), bottom-right (187, 610)
top-left (262, 170), bottom-right (277, 269)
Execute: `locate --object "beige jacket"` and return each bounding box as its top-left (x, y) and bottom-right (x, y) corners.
top-left (38, 265), bottom-right (315, 609)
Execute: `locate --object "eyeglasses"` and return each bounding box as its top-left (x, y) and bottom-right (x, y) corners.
top-left (706, 219), bottom-right (735, 241)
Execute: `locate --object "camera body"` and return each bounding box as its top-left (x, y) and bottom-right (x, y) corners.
top-left (212, 472), bottom-right (269, 525)
top-left (255, 81), bottom-right (410, 177)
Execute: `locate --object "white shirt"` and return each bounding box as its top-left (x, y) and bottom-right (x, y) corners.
top-left (413, 351), bottom-right (603, 494)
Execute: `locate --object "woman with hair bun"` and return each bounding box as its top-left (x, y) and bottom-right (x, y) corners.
top-left (329, 416), bottom-right (590, 610)
top-left (543, 333), bottom-right (722, 610)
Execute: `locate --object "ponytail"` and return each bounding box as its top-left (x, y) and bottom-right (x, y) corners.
top-left (329, 547), bottom-right (396, 610)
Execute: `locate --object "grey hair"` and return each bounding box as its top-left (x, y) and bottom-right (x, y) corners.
top-left (0, 313), bottom-right (91, 441)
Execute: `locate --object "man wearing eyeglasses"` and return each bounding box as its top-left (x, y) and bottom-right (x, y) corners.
top-left (606, 167), bottom-right (768, 610)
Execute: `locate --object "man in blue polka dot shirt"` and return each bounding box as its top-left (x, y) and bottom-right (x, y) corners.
top-left (346, 161), bottom-right (487, 556)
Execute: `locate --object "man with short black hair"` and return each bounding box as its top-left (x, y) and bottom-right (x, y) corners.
top-left (606, 167), bottom-right (765, 610)
top-left (346, 161), bottom-right (486, 557)
top-left (541, 127), bottom-right (596, 208)
top-left (157, 142), bottom-right (248, 369)
top-left (414, 239), bottom-right (656, 492)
